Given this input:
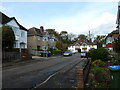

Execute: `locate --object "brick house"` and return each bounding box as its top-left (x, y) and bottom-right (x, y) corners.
top-left (27, 26), bottom-right (57, 55)
top-left (105, 30), bottom-right (119, 51)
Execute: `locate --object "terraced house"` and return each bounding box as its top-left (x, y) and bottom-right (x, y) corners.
top-left (27, 26), bottom-right (57, 55)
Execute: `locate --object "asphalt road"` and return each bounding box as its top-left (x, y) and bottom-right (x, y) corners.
top-left (2, 54), bottom-right (82, 89)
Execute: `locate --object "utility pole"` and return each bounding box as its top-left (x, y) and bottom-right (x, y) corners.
top-left (89, 31), bottom-right (90, 41)
top-left (88, 31), bottom-right (91, 43)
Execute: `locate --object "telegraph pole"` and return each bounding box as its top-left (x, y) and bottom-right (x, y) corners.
top-left (88, 31), bottom-right (91, 43)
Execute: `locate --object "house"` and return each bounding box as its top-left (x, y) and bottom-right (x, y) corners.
top-left (116, 1), bottom-right (120, 34)
top-left (105, 30), bottom-right (119, 51)
top-left (27, 26), bottom-right (43, 55)
top-left (0, 12), bottom-right (28, 50)
top-left (27, 26), bottom-right (57, 55)
top-left (47, 32), bottom-right (57, 50)
top-left (68, 40), bottom-right (97, 53)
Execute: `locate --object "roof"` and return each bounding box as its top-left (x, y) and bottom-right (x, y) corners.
top-left (69, 40), bottom-right (90, 46)
top-left (0, 12), bottom-right (28, 31)
top-left (107, 30), bottom-right (119, 37)
top-left (28, 27), bottom-right (43, 36)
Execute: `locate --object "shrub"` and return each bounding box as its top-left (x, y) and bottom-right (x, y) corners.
top-left (90, 66), bottom-right (103, 74)
top-left (111, 56), bottom-right (120, 65)
top-left (88, 48), bottom-right (109, 61)
top-left (52, 50), bottom-right (62, 55)
top-left (92, 59), bottom-right (105, 67)
top-left (90, 66), bottom-right (110, 88)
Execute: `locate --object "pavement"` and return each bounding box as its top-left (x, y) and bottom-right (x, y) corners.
top-left (2, 55), bottom-right (62, 70)
top-left (32, 55), bottom-right (62, 60)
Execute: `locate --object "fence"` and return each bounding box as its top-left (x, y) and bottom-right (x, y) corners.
top-left (2, 52), bottom-right (20, 62)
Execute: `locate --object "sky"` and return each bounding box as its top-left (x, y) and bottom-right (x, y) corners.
top-left (0, 1), bottom-right (119, 36)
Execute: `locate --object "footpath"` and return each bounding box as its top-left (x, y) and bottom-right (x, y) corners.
top-left (2, 55), bottom-right (62, 70)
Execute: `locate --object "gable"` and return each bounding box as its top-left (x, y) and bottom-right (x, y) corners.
top-left (6, 19), bottom-right (19, 28)
top-left (82, 43), bottom-right (87, 46)
top-left (75, 43), bottom-right (80, 46)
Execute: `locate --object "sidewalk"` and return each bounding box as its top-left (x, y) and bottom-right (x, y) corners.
top-left (2, 55), bottom-right (62, 69)
top-left (32, 55), bottom-right (62, 60)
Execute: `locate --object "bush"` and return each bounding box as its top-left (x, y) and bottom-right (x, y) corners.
top-left (92, 59), bottom-right (105, 67)
top-left (90, 66), bottom-right (110, 88)
top-left (52, 50), bottom-right (62, 55)
top-left (90, 66), bottom-right (103, 74)
top-left (88, 48), bottom-right (109, 61)
top-left (111, 56), bottom-right (120, 65)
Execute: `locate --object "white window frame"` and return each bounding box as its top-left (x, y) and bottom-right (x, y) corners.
top-left (38, 36), bottom-right (40, 40)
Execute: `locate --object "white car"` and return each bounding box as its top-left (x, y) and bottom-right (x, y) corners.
top-left (80, 52), bottom-right (87, 57)
top-left (63, 51), bottom-right (72, 56)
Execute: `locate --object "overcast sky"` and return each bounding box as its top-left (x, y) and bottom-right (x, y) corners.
top-left (0, 2), bottom-right (119, 36)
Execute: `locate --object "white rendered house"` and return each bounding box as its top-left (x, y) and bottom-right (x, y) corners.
top-left (0, 12), bottom-right (28, 49)
top-left (68, 41), bottom-right (97, 53)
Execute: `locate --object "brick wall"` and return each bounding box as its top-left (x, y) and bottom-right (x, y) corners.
top-left (76, 59), bottom-right (91, 88)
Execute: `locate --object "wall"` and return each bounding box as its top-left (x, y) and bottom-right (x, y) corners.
top-left (27, 36), bottom-right (37, 50)
top-left (5, 19), bottom-right (27, 49)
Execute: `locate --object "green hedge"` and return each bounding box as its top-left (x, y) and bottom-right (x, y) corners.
top-left (52, 50), bottom-right (62, 55)
top-left (88, 48), bottom-right (109, 61)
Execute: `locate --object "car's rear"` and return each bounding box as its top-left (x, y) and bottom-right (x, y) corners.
top-left (80, 52), bottom-right (87, 58)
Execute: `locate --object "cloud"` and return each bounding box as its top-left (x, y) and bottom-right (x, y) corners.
top-left (45, 11), bottom-right (116, 36)
top-left (84, 12), bottom-right (116, 35)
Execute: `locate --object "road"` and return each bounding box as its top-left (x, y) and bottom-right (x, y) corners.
top-left (3, 54), bottom-right (83, 89)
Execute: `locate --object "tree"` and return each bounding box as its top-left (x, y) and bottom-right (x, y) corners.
top-left (113, 36), bottom-right (120, 54)
top-left (2, 26), bottom-right (15, 49)
top-left (93, 35), bottom-right (106, 48)
top-left (46, 29), bottom-right (55, 35)
top-left (56, 41), bottom-right (68, 53)
top-left (68, 33), bottom-right (76, 41)
top-left (78, 34), bottom-right (87, 41)
top-left (60, 31), bottom-right (68, 40)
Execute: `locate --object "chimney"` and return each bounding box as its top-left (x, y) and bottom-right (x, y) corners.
top-left (40, 26), bottom-right (44, 32)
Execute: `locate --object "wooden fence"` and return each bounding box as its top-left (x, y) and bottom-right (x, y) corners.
top-left (2, 52), bottom-right (20, 62)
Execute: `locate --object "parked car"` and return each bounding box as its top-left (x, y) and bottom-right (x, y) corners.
top-left (108, 54), bottom-right (115, 60)
top-left (63, 51), bottom-right (72, 56)
top-left (80, 51), bottom-right (87, 58)
top-left (71, 51), bottom-right (76, 54)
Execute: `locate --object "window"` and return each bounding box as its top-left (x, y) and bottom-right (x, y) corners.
top-left (43, 37), bottom-right (48, 41)
top-left (21, 31), bottom-right (25, 37)
top-left (38, 36), bottom-right (40, 40)
top-left (14, 40), bottom-right (19, 48)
